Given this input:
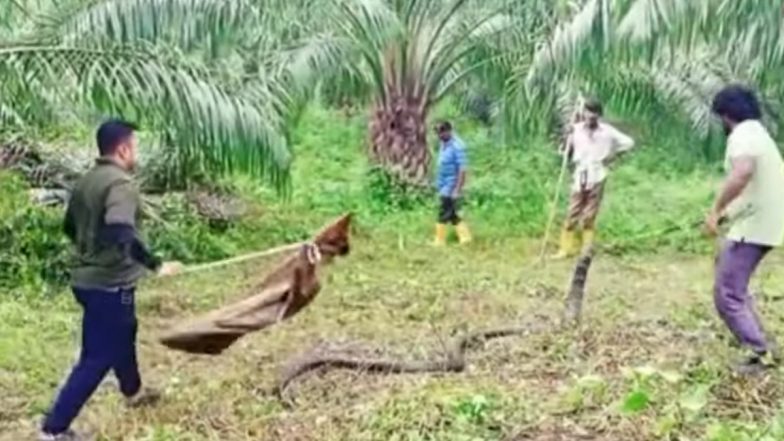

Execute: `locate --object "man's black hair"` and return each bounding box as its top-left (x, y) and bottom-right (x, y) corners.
top-left (711, 85), bottom-right (762, 123)
top-left (436, 121), bottom-right (453, 132)
top-left (584, 98), bottom-right (603, 116)
top-left (96, 119), bottom-right (138, 156)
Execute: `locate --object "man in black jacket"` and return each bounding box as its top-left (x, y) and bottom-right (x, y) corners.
top-left (40, 119), bottom-right (181, 441)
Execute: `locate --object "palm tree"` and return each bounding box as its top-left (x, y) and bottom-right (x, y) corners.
top-left (0, 0), bottom-right (299, 191)
top-left (506, 0), bottom-right (784, 145)
top-left (285, 0), bottom-right (517, 186)
top-left (7, 0), bottom-right (781, 191)
top-left (617, 0), bottom-right (784, 134)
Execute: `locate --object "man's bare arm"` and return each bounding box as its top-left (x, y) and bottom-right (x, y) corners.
top-left (453, 169), bottom-right (466, 198)
top-left (713, 156), bottom-right (755, 215)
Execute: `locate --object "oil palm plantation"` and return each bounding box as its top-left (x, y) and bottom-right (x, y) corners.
top-left (0, 0), bottom-right (303, 190)
top-left (4, 0), bottom-right (783, 190)
top-left (509, 0), bottom-right (784, 142)
top-left (285, 0), bottom-right (519, 186)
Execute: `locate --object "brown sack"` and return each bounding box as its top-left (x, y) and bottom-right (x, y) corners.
top-left (159, 214), bottom-right (352, 355)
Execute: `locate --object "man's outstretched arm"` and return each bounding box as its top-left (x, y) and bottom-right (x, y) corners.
top-left (452, 147), bottom-right (468, 199)
top-left (705, 156), bottom-right (755, 235)
top-left (713, 156), bottom-right (755, 215)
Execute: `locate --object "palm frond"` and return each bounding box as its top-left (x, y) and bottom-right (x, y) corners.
top-left (525, 0), bottom-right (601, 89)
top-left (617, 0), bottom-right (702, 44)
top-left (283, 33), bottom-right (355, 92)
top-left (424, 10), bottom-right (514, 91)
top-left (619, 0), bottom-right (784, 65)
top-left (646, 43), bottom-right (779, 137)
top-left (0, 102), bottom-right (26, 128)
top-left (0, 44), bottom-right (291, 189)
top-left (284, 0), bottom-right (399, 104)
top-left (35, 0), bottom-right (256, 50)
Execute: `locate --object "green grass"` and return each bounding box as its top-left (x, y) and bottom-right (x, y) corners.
top-left (1, 105), bottom-right (719, 293)
top-left (4, 238), bottom-right (784, 440)
top-left (3, 106), bottom-right (782, 440)
top-left (226, 105), bottom-right (719, 254)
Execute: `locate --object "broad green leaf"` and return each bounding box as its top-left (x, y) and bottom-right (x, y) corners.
top-left (622, 389), bottom-right (650, 414)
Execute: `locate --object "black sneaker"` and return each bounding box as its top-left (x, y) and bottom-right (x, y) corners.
top-left (767, 339), bottom-right (782, 364)
top-left (38, 429), bottom-right (90, 441)
top-left (734, 352), bottom-right (775, 376)
top-left (126, 387), bottom-right (162, 408)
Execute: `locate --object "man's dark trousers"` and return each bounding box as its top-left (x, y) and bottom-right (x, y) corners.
top-left (43, 287), bottom-right (141, 434)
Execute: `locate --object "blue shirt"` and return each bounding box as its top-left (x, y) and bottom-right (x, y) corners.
top-left (436, 135), bottom-right (467, 197)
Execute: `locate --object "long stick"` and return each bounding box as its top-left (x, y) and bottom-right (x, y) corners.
top-left (602, 205), bottom-right (755, 251)
top-left (165, 242), bottom-right (304, 277)
top-left (537, 94), bottom-right (584, 265)
top-left (538, 150), bottom-right (569, 264)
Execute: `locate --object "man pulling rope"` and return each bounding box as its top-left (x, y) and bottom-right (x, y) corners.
top-left (39, 120), bottom-right (183, 441)
top-left (38, 114), bottom-right (331, 439)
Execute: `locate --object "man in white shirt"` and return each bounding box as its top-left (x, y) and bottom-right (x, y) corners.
top-left (552, 99), bottom-right (635, 259)
top-left (706, 85), bottom-right (784, 373)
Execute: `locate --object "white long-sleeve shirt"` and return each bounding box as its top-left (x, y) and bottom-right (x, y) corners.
top-left (567, 121), bottom-right (634, 191)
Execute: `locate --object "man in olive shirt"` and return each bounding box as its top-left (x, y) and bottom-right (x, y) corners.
top-left (40, 120), bottom-right (181, 441)
top-left (706, 86), bottom-right (784, 373)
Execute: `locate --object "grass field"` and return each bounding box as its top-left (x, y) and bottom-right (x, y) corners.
top-left (3, 235), bottom-right (784, 440)
top-left (4, 1), bottom-right (784, 439)
top-left (3, 108), bottom-right (783, 441)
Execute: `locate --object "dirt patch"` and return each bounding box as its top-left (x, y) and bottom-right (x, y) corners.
top-left (506, 425), bottom-right (605, 441)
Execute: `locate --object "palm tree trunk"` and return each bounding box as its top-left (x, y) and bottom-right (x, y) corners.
top-left (368, 87), bottom-right (430, 186)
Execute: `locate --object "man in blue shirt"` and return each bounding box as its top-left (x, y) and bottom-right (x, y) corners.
top-left (434, 121), bottom-right (471, 245)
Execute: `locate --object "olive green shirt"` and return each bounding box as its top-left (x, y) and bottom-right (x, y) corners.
top-left (66, 158), bottom-right (148, 288)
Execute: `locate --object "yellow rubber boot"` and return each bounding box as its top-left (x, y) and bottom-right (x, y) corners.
top-left (455, 222), bottom-right (472, 244)
top-left (581, 229), bottom-right (595, 254)
top-left (551, 229), bottom-right (577, 259)
top-left (434, 223), bottom-right (447, 246)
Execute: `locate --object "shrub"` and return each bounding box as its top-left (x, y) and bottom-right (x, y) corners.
top-left (0, 172), bottom-right (70, 295)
